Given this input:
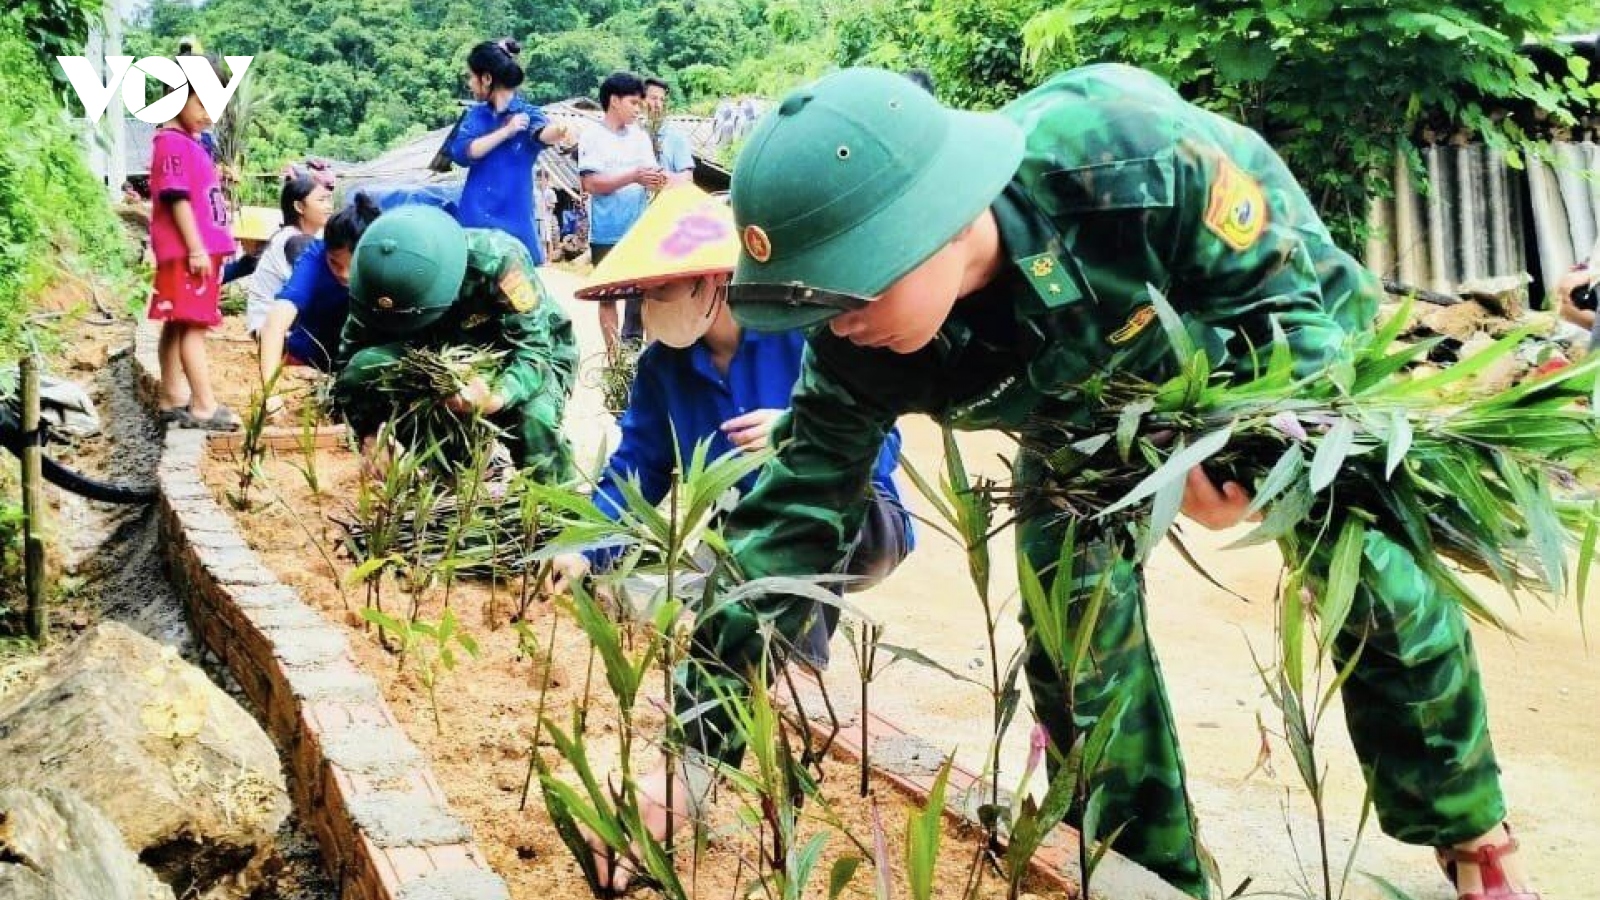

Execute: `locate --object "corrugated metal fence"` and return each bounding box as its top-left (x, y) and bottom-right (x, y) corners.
top-left (1366, 142), bottom-right (1600, 301)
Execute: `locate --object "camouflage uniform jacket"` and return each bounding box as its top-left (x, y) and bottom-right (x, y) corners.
top-left (679, 63), bottom-right (1385, 760)
top-left (334, 227), bottom-right (578, 440)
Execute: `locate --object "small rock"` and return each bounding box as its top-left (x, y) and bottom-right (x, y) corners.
top-left (0, 623), bottom-right (289, 898)
top-left (0, 787), bottom-right (175, 900)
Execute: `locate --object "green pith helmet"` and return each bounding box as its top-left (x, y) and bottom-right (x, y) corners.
top-left (728, 67), bottom-right (1025, 332)
top-left (349, 205), bottom-right (469, 334)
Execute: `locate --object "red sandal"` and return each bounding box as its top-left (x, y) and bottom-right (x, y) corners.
top-left (1435, 827), bottom-right (1540, 900)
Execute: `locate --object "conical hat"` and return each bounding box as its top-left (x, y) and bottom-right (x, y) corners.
top-left (575, 185), bottom-right (738, 299)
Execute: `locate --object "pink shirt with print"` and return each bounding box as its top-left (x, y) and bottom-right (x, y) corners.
top-left (148, 128), bottom-right (234, 263)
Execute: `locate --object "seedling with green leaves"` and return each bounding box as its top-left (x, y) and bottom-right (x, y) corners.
top-left (359, 607), bottom-right (480, 734)
top-left (897, 430), bottom-right (1027, 864)
top-left (227, 362), bottom-right (284, 510)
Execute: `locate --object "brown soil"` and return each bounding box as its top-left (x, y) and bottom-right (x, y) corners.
top-left (203, 446), bottom-right (1062, 900)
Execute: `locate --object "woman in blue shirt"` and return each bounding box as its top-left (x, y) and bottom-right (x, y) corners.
top-left (549, 187), bottom-right (913, 668)
top-left (448, 39), bottom-right (574, 264)
top-left (256, 195), bottom-right (381, 416)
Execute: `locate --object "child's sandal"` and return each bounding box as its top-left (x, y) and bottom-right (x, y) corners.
top-left (174, 405), bottom-right (241, 432)
top-left (1435, 826), bottom-right (1540, 900)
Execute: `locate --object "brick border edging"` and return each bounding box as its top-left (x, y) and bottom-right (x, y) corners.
top-left (133, 322), bottom-right (509, 900)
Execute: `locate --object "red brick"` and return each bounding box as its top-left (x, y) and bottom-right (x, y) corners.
top-left (383, 845), bottom-right (436, 884)
top-left (424, 842), bottom-right (482, 873)
top-left (410, 769), bottom-right (451, 806)
top-left (307, 699), bottom-right (356, 732)
top-left (357, 834), bottom-right (401, 900)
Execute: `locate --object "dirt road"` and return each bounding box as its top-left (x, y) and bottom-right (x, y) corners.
top-left (544, 266), bottom-right (1595, 900)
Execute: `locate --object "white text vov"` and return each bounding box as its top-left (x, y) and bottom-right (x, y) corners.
top-left (57, 56), bottom-right (254, 124)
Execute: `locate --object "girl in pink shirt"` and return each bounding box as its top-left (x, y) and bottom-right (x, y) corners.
top-left (148, 68), bottom-right (239, 430)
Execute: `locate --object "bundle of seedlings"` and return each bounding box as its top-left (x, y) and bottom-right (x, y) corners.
top-left (336, 479), bottom-right (560, 578)
top-left (992, 294), bottom-right (1600, 627)
top-left (583, 344), bottom-right (640, 417)
top-left (369, 345), bottom-right (509, 474)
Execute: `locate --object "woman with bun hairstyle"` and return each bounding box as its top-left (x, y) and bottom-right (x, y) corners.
top-left (246, 160), bottom-right (336, 335)
top-left (449, 38), bottom-right (574, 264)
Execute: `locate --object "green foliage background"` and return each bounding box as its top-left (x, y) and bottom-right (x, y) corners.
top-left (1, 0), bottom-right (137, 362)
top-left (1020, 1), bottom-right (1600, 245)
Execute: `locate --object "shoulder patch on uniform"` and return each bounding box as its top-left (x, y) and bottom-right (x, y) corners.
top-left (1203, 158), bottom-right (1268, 252)
top-left (1108, 304), bottom-right (1156, 345)
top-left (498, 264), bottom-right (539, 313)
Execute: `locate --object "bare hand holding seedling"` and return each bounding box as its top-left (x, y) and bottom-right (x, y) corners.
top-left (1180, 466), bottom-right (1257, 530)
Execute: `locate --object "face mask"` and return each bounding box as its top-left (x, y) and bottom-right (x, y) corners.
top-left (642, 279), bottom-right (718, 348)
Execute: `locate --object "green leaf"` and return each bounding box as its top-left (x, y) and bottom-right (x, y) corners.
top-left (1281, 575), bottom-right (1306, 693)
top-left (878, 642), bottom-right (986, 689)
top-left (905, 756), bottom-right (952, 900)
top-left (1137, 458), bottom-right (1185, 562)
top-left (1364, 873), bottom-right (1424, 900)
top-left (345, 553), bottom-right (402, 587)
top-left (1385, 325), bottom-right (1536, 398)
top-left (1116, 398), bottom-right (1154, 463)
top-left (1577, 507), bottom-right (1598, 639)
top-left (1097, 426), bottom-right (1234, 519)
top-left (789, 833), bottom-right (831, 900)
top-left (360, 607), bottom-right (404, 634)
top-left (1147, 284), bottom-right (1196, 366)
top-left (1309, 417), bottom-right (1356, 494)
top-left (1385, 412), bottom-right (1412, 480)
top-left (1246, 444), bottom-right (1306, 516)
top-left (828, 857), bottom-right (863, 900)
top-left (1213, 34), bottom-right (1276, 82)
top-left (1318, 519), bottom-right (1366, 651)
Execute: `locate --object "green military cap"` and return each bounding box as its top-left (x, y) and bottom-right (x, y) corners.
top-left (728, 67), bottom-right (1024, 332)
top-left (349, 205), bottom-right (468, 334)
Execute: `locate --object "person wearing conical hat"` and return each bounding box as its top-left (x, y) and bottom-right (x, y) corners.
top-left (588, 68), bottom-right (1538, 900)
top-left (332, 205), bottom-right (577, 483)
top-left (547, 184), bottom-right (914, 665)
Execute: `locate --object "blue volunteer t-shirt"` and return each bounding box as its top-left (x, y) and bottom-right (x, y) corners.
top-left (586, 329), bottom-right (912, 567)
top-left (448, 94), bottom-right (548, 264)
top-left (278, 241), bottom-right (351, 371)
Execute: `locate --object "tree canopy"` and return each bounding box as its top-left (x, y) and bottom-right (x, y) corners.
top-left (123, 0), bottom-right (1597, 241)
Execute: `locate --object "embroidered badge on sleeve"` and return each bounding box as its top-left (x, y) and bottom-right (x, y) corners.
top-left (1203, 158), bottom-right (1268, 251)
top-left (499, 265), bottom-right (539, 313)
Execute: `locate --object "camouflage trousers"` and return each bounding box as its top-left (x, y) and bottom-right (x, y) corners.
top-left (490, 385), bottom-right (575, 484)
top-left (1020, 505), bottom-right (1506, 898)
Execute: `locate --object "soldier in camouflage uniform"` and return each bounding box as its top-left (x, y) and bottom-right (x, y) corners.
top-left (593, 66), bottom-right (1538, 900)
top-left (335, 205), bottom-right (577, 483)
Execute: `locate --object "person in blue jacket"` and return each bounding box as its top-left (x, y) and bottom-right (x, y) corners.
top-left (549, 187), bottom-right (914, 667)
top-left (448, 38), bottom-right (574, 263)
top-left (255, 195), bottom-right (382, 417)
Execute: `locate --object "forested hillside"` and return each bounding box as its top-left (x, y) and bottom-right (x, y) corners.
top-left (126, 0), bottom-right (1599, 243)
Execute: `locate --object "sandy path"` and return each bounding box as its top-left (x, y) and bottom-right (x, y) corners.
top-left (542, 266), bottom-right (1595, 900)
